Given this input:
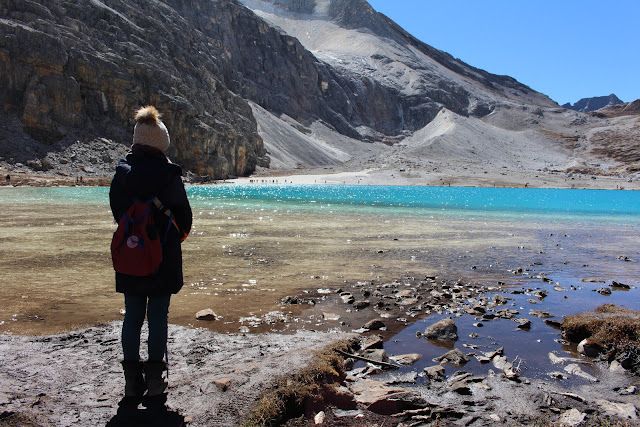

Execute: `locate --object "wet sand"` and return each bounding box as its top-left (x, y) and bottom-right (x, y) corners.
top-left (1, 190), bottom-right (638, 336)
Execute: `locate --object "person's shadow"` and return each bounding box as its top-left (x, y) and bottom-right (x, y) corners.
top-left (106, 407), bottom-right (188, 426)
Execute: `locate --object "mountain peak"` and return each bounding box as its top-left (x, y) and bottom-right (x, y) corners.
top-left (562, 94), bottom-right (624, 113)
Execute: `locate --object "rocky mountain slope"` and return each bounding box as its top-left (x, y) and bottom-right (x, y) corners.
top-left (0, 0), bottom-right (271, 179)
top-left (238, 0), bottom-right (640, 177)
top-left (563, 94), bottom-right (624, 113)
top-left (0, 0), bottom-right (638, 180)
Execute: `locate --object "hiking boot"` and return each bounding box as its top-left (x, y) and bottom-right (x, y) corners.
top-left (142, 361), bottom-right (167, 408)
top-left (118, 360), bottom-right (146, 409)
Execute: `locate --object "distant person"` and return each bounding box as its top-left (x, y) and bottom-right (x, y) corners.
top-left (109, 106), bottom-right (192, 412)
top-left (5, 174), bottom-right (9, 184)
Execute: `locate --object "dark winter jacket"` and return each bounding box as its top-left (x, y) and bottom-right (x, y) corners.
top-left (109, 145), bottom-right (192, 296)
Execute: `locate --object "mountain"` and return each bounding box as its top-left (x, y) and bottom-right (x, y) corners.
top-left (0, 0), bottom-right (272, 178)
top-left (0, 0), bottom-right (638, 179)
top-left (562, 94), bottom-right (624, 113)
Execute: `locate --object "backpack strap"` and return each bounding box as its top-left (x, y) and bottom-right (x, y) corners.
top-left (152, 197), bottom-right (173, 217)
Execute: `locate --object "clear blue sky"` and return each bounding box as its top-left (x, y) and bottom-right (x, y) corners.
top-left (367, 0), bottom-right (640, 105)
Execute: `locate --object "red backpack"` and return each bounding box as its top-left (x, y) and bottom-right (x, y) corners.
top-left (111, 197), bottom-right (172, 276)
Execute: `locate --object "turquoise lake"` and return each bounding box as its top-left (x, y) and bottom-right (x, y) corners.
top-left (4, 184), bottom-right (639, 218)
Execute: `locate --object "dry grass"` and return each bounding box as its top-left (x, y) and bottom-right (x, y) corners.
top-left (242, 338), bottom-right (358, 427)
top-left (563, 304), bottom-right (640, 374)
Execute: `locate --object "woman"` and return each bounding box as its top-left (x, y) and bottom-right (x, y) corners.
top-left (109, 106), bottom-right (192, 410)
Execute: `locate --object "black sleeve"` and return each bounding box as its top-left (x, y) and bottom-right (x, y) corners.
top-left (109, 173), bottom-right (131, 222)
top-left (160, 174), bottom-right (192, 237)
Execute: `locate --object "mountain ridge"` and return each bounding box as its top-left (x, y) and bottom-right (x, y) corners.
top-left (562, 94), bottom-right (624, 113)
top-left (0, 0), bottom-right (638, 181)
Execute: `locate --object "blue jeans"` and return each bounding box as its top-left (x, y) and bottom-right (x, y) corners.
top-left (122, 294), bottom-right (171, 362)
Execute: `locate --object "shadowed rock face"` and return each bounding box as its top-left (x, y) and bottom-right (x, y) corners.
top-left (0, 0), bottom-right (269, 178)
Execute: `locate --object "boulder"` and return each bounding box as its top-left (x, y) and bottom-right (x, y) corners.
top-left (424, 318), bottom-right (458, 341)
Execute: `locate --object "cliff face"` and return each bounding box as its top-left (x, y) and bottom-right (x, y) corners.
top-left (0, 0), bottom-right (269, 178)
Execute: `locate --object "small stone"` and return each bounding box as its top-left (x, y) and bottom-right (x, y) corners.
top-left (352, 300), bottom-right (370, 310)
top-left (424, 365), bottom-right (446, 381)
top-left (424, 318), bottom-right (458, 341)
top-left (471, 305), bottom-right (485, 314)
top-left (212, 377), bottom-right (233, 392)
top-left (544, 319), bottom-right (562, 329)
top-left (513, 318), bottom-right (531, 330)
top-left (595, 399), bottom-right (637, 420)
top-left (609, 360), bottom-right (627, 373)
top-left (341, 293), bottom-right (355, 304)
top-left (322, 312), bottom-right (340, 321)
top-left (596, 287), bottom-right (612, 295)
top-left (611, 281), bottom-right (630, 289)
top-left (391, 353), bottom-right (422, 365)
top-left (558, 408), bottom-right (586, 426)
top-left (450, 381), bottom-right (471, 395)
top-left (529, 309), bottom-right (553, 319)
top-left (362, 335), bottom-right (384, 350)
top-left (196, 308), bottom-right (218, 321)
top-left (363, 319), bottom-right (385, 331)
top-left (564, 364), bottom-right (598, 382)
top-left (577, 338), bottom-right (605, 357)
top-left (362, 349), bottom-right (389, 364)
top-left (314, 411), bottom-right (326, 424)
top-left (433, 348), bottom-right (469, 366)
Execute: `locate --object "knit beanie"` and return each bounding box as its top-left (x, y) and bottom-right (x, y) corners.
top-left (132, 106), bottom-right (170, 153)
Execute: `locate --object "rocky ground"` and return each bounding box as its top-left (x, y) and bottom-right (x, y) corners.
top-left (1, 275), bottom-right (638, 426)
top-left (0, 323), bottom-right (352, 426)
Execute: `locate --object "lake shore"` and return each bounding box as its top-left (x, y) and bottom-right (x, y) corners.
top-left (1, 164), bottom-right (639, 190)
top-left (228, 165), bottom-right (640, 191)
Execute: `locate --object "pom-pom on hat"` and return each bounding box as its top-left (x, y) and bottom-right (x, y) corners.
top-left (132, 106), bottom-right (170, 153)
